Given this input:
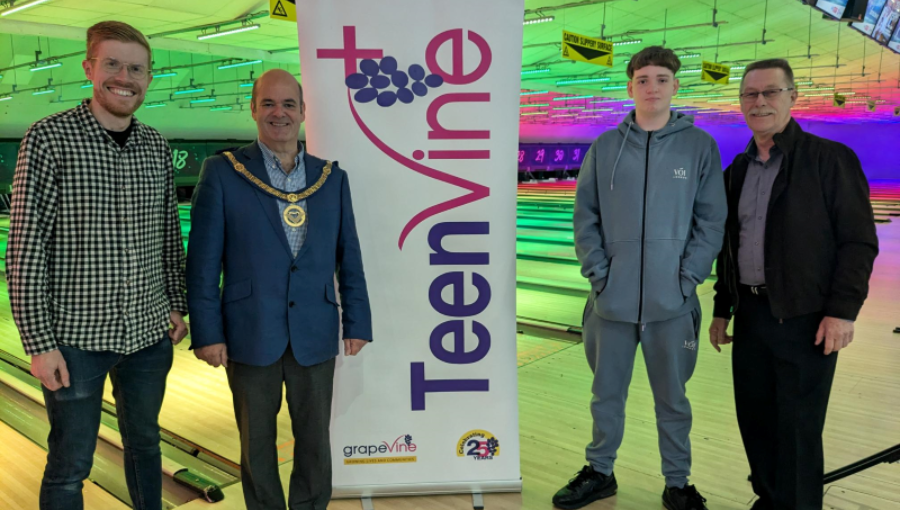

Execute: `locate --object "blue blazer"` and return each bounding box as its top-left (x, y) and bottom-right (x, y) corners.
top-left (186, 142), bottom-right (372, 367)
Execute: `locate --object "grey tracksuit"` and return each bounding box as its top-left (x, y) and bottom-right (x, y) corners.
top-left (574, 110), bottom-right (727, 487)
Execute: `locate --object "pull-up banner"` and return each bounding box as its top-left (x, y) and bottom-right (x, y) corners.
top-left (297, 0), bottom-right (523, 498)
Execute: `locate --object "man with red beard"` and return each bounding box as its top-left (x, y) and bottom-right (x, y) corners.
top-left (7, 21), bottom-right (187, 510)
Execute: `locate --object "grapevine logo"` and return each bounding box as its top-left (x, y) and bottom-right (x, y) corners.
top-left (344, 57), bottom-right (444, 107)
top-left (343, 434), bottom-right (418, 465)
top-left (457, 430), bottom-right (500, 461)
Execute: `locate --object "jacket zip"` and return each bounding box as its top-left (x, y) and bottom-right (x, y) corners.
top-left (639, 131), bottom-right (652, 330)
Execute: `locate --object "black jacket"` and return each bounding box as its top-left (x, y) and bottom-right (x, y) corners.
top-left (713, 118), bottom-right (878, 321)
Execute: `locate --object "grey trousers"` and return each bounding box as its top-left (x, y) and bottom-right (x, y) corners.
top-left (583, 301), bottom-right (701, 488)
top-left (226, 346), bottom-right (336, 510)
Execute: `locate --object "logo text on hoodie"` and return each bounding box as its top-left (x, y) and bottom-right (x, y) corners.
top-left (673, 168), bottom-right (688, 180)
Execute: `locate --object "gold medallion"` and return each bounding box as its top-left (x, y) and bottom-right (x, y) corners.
top-left (283, 204), bottom-right (306, 227)
top-left (221, 152), bottom-right (331, 232)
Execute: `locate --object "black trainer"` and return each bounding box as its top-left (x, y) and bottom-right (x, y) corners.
top-left (662, 484), bottom-right (708, 510)
top-left (750, 499), bottom-right (773, 510)
top-left (552, 465), bottom-right (617, 509)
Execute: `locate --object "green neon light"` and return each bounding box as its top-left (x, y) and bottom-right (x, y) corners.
top-left (30, 62), bottom-right (61, 72)
top-left (555, 77), bottom-right (610, 86)
top-left (217, 59), bottom-right (263, 70)
top-left (552, 95), bottom-right (594, 101)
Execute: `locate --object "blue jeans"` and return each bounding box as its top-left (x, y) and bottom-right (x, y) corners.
top-left (40, 338), bottom-right (173, 510)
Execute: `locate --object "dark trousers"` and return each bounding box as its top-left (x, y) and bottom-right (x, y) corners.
top-left (226, 346), bottom-right (336, 510)
top-left (41, 338), bottom-right (172, 510)
top-left (732, 288), bottom-right (838, 510)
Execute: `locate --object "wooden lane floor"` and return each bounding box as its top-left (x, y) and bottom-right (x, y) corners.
top-left (1, 190), bottom-right (897, 508)
top-left (512, 219), bottom-right (900, 510)
top-left (0, 283), bottom-right (296, 467)
top-left (0, 420), bottom-right (129, 510)
top-left (180, 185), bottom-right (900, 509)
top-left (180, 222), bottom-right (900, 510)
top-left (186, 185), bottom-right (900, 510)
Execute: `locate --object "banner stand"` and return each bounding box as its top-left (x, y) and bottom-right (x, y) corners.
top-left (297, 0), bottom-right (524, 500)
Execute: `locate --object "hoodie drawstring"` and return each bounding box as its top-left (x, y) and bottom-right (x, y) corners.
top-left (610, 121), bottom-right (632, 191)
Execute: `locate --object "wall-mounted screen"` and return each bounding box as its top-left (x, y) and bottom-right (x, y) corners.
top-left (873, 0), bottom-right (900, 44)
top-left (815, 0), bottom-right (852, 19)
top-left (851, 0), bottom-right (889, 35)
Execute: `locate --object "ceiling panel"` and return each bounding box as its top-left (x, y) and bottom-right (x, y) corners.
top-left (0, 0), bottom-right (898, 137)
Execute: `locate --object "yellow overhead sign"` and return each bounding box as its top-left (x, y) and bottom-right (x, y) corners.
top-left (561, 30), bottom-right (613, 67)
top-left (270, 0), bottom-right (296, 22)
top-left (833, 94), bottom-right (846, 108)
top-left (701, 61), bottom-right (730, 85)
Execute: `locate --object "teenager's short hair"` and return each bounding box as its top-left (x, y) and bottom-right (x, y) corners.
top-left (626, 46), bottom-right (681, 79)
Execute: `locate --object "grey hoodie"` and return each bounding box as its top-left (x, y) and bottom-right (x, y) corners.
top-left (574, 110), bottom-right (727, 325)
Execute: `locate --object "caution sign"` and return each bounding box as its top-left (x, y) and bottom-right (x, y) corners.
top-left (866, 99), bottom-right (876, 112)
top-left (701, 61), bottom-right (730, 85)
top-left (270, 0), bottom-right (296, 22)
top-left (833, 94), bottom-right (846, 108)
top-left (894, 106), bottom-right (899, 116)
top-left (561, 30), bottom-right (613, 67)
